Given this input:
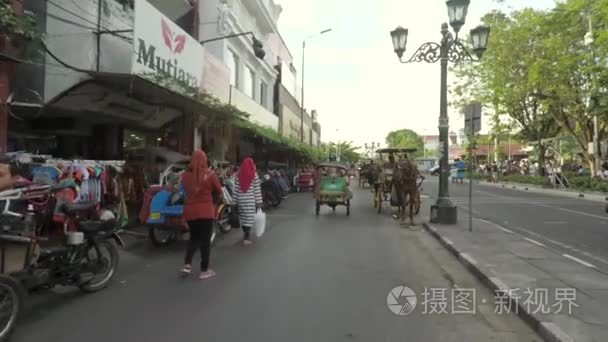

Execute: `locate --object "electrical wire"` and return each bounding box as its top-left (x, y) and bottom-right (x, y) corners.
top-left (14, 0), bottom-right (133, 42)
top-left (68, 0), bottom-right (133, 32)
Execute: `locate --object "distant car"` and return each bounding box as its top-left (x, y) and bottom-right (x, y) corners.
top-left (430, 164), bottom-right (457, 176)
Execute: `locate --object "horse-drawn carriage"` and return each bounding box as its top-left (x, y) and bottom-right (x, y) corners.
top-left (372, 148), bottom-right (422, 218)
top-left (315, 163), bottom-right (352, 216)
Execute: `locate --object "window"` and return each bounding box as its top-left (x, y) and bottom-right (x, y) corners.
top-left (259, 81), bottom-right (268, 109)
top-left (244, 65), bottom-right (255, 98)
top-left (227, 50), bottom-right (239, 88)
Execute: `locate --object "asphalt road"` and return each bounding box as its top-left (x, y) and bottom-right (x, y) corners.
top-left (13, 187), bottom-right (539, 342)
top-left (422, 175), bottom-right (608, 274)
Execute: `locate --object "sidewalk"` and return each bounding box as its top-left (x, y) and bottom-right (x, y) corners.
top-left (475, 179), bottom-right (608, 203)
top-left (421, 197), bottom-right (608, 342)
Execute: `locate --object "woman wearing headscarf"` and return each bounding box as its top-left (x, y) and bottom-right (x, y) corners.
top-left (234, 157), bottom-right (262, 245)
top-left (180, 150), bottom-right (222, 279)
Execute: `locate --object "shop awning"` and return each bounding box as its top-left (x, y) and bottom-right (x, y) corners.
top-left (45, 72), bottom-right (234, 130)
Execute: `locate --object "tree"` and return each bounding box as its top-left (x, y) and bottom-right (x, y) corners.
top-left (385, 129), bottom-right (424, 157)
top-left (322, 141), bottom-right (362, 163)
top-left (452, 9), bottom-right (561, 174)
top-left (532, 0), bottom-right (608, 175)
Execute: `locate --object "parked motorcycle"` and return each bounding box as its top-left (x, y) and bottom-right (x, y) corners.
top-left (261, 173), bottom-right (281, 209)
top-left (0, 184), bottom-right (122, 341)
top-left (216, 177), bottom-right (239, 233)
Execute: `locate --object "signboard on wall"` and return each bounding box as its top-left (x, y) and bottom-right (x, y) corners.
top-left (131, 0), bottom-right (204, 93)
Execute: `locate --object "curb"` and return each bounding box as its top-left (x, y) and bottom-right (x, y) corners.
top-left (476, 180), bottom-right (608, 203)
top-left (422, 222), bottom-right (573, 342)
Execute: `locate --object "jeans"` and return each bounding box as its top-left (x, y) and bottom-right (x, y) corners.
top-left (185, 219), bottom-right (214, 271)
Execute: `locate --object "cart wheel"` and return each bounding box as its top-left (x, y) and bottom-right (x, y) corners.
top-left (315, 201), bottom-right (320, 216)
top-left (0, 274), bottom-right (24, 342)
top-left (346, 201), bottom-right (351, 216)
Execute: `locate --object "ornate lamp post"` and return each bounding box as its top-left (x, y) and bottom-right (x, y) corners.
top-left (390, 0), bottom-right (490, 224)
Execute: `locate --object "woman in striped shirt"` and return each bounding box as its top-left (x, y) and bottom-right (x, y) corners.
top-left (234, 157), bottom-right (263, 245)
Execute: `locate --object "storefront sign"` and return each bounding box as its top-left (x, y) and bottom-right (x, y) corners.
top-left (132, 0), bottom-right (204, 91)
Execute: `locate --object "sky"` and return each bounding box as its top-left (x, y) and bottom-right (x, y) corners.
top-left (275, 0), bottom-right (556, 147)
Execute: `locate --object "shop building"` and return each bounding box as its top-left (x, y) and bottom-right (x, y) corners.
top-left (5, 0), bottom-right (216, 160)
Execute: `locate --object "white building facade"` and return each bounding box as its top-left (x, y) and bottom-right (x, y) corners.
top-left (198, 0), bottom-right (282, 131)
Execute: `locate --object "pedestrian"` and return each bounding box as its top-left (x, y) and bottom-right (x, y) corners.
top-left (234, 157), bottom-right (263, 246)
top-left (180, 149), bottom-right (222, 279)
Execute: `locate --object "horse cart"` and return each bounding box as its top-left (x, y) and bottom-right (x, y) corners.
top-left (315, 163), bottom-right (352, 216)
top-left (373, 148), bottom-right (421, 215)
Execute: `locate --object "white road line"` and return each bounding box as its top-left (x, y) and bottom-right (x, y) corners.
top-left (562, 254), bottom-right (596, 268)
top-left (535, 203), bottom-right (608, 221)
top-left (479, 218), bottom-right (514, 233)
top-left (524, 238), bottom-right (546, 247)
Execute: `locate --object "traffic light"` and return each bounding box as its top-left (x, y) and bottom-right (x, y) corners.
top-left (252, 37), bottom-right (265, 60)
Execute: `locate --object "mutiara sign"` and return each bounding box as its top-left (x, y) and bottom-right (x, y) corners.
top-left (132, 0), bottom-right (204, 91)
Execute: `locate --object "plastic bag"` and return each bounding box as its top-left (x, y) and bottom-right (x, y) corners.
top-left (254, 208), bottom-right (266, 238)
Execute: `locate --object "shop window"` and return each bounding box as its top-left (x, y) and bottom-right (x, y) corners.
top-left (227, 49), bottom-right (239, 88)
top-left (260, 81), bottom-right (268, 109)
top-left (244, 65), bottom-right (255, 98)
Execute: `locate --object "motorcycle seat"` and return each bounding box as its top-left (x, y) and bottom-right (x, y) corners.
top-left (79, 220), bottom-right (115, 233)
top-left (62, 202), bottom-right (96, 214)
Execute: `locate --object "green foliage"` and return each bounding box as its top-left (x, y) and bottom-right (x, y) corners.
top-left (453, 0), bottom-right (608, 177)
top-left (325, 141), bottom-right (362, 163)
top-left (142, 71), bottom-right (324, 162)
top-left (0, 3), bottom-right (39, 42)
top-left (385, 129), bottom-right (424, 157)
top-left (498, 175), bottom-right (552, 186)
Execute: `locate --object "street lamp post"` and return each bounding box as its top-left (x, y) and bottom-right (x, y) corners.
top-left (301, 29), bottom-right (332, 143)
top-left (390, 0), bottom-right (490, 224)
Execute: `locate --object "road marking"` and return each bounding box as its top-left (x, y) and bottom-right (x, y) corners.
top-left (562, 254), bottom-right (596, 268)
top-left (479, 218), bottom-right (514, 233)
top-left (534, 203), bottom-right (608, 221)
top-left (524, 237), bottom-right (546, 247)
top-left (543, 221), bottom-right (567, 225)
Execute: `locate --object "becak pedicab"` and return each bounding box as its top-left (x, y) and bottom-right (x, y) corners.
top-left (315, 163), bottom-right (353, 216)
top-left (139, 159), bottom-right (217, 247)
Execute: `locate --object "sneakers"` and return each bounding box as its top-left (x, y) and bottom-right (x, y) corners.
top-left (181, 265), bottom-right (192, 274)
top-left (199, 269), bottom-right (216, 279)
top-left (243, 239), bottom-right (253, 246)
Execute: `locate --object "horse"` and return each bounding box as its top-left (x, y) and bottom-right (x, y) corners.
top-left (393, 159), bottom-right (419, 227)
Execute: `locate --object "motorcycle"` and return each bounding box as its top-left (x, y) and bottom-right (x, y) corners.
top-left (0, 184), bottom-right (122, 341)
top-left (260, 172), bottom-right (282, 209)
top-left (215, 177), bottom-right (239, 233)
